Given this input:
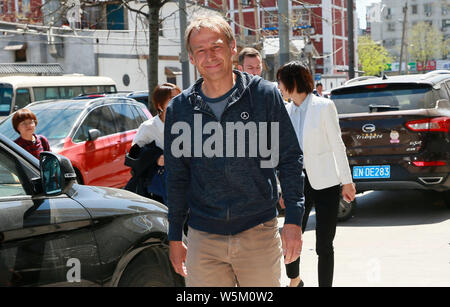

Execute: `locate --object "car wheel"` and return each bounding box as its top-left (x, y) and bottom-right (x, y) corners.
top-left (118, 244), bottom-right (185, 287)
top-left (338, 197), bottom-right (355, 222)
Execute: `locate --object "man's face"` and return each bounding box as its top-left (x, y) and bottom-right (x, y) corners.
top-left (239, 56), bottom-right (262, 76)
top-left (188, 27), bottom-right (236, 82)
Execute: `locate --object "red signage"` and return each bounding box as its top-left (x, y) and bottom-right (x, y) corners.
top-left (417, 60), bottom-right (437, 71)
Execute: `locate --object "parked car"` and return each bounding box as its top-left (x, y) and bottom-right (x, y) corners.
top-left (330, 70), bottom-right (450, 219)
top-left (126, 90), bottom-right (149, 105)
top-left (0, 133), bottom-right (183, 286)
top-left (0, 96), bottom-right (151, 188)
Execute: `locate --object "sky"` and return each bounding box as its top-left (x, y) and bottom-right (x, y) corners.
top-left (356, 0), bottom-right (381, 29)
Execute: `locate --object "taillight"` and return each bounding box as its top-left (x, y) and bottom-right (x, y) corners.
top-left (412, 161), bottom-right (446, 167)
top-left (405, 117), bottom-right (450, 132)
top-left (365, 84), bottom-right (388, 89)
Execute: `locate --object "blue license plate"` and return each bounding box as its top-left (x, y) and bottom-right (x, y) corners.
top-left (353, 165), bottom-right (390, 179)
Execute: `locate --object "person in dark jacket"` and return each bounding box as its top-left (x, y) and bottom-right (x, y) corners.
top-left (165, 14), bottom-right (305, 287)
top-left (12, 108), bottom-right (50, 159)
top-left (125, 83), bottom-right (181, 203)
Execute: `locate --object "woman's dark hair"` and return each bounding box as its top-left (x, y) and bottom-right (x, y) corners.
top-left (152, 83), bottom-right (181, 113)
top-left (12, 108), bottom-right (38, 133)
top-left (276, 61), bottom-right (314, 94)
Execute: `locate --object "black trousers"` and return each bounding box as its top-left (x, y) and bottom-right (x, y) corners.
top-left (285, 173), bottom-right (340, 287)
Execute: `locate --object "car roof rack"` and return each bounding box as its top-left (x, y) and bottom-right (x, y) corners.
top-left (344, 75), bottom-right (379, 85)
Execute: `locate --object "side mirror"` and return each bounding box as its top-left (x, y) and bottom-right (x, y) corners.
top-left (436, 99), bottom-right (450, 109)
top-left (88, 129), bottom-right (101, 141)
top-left (39, 152), bottom-right (77, 195)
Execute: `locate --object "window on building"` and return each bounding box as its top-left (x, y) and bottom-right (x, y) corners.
top-left (443, 19), bottom-right (450, 30)
top-left (106, 4), bottom-right (127, 30)
top-left (387, 23), bottom-right (395, 32)
top-left (424, 3), bottom-right (432, 17)
top-left (443, 4), bottom-right (449, 16)
top-left (14, 49), bottom-right (26, 62)
top-left (412, 5), bottom-right (418, 15)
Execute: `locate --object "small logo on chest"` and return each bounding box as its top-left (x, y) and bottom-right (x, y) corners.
top-left (240, 112), bottom-right (249, 120)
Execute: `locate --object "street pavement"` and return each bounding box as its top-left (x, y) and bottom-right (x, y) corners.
top-left (278, 189), bottom-right (450, 287)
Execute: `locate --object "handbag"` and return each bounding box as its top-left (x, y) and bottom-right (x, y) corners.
top-left (147, 166), bottom-right (167, 203)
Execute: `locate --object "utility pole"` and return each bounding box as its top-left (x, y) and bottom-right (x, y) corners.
top-left (278, 0), bottom-right (290, 66)
top-left (254, 0), bottom-right (260, 46)
top-left (237, 0), bottom-right (245, 46)
top-left (347, 0), bottom-right (355, 79)
top-left (398, 2), bottom-right (408, 75)
top-left (179, 0), bottom-right (190, 89)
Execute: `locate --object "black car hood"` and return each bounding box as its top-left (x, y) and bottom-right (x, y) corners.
top-left (66, 184), bottom-right (168, 219)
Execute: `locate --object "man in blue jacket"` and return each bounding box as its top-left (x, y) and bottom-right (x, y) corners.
top-left (165, 14), bottom-right (305, 287)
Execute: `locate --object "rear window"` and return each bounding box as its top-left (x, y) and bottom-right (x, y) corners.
top-left (331, 84), bottom-right (435, 114)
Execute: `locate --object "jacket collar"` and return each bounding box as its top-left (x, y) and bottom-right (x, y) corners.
top-left (187, 70), bottom-right (259, 113)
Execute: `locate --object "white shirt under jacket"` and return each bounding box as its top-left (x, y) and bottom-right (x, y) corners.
top-left (285, 93), bottom-right (353, 190)
top-left (132, 115), bottom-right (164, 150)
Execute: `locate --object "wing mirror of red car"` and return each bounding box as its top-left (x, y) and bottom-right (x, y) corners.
top-left (88, 129), bottom-right (101, 141)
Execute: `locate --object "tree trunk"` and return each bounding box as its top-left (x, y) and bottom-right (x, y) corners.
top-left (147, 2), bottom-right (161, 115)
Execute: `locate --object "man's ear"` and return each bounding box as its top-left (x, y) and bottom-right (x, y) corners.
top-left (237, 65), bottom-right (244, 72)
top-left (231, 39), bottom-right (237, 56)
top-left (189, 53), bottom-right (195, 65)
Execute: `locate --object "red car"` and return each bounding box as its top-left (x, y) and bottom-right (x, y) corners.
top-left (0, 96), bottom-right (151, 188)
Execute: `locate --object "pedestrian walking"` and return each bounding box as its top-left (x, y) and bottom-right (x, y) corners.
top-left (125, 83), bottom-right (181, 203)
top-left (12, 108), bottom-right (50, 159)
top-left (277, 61), bottom-right (356, 287)
top-left (237, 47), bottom-right (263, 76)
top-left (165, 14), bottom-right (305, 287)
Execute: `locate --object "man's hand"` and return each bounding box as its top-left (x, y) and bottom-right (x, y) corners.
top-left (281, 224), bottom-right (303, 264)
top-left (157, 155), bottom-right (164, 166)
top-left (342, 183), bottom-right (356, 203)
top-left (169, 241), bottom-right (187, 277)
top-left (279, 196), bottom-right (285, 209)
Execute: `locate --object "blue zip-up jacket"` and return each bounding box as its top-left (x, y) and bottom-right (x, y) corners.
top-left (165, 71), bottom-right (305, 241)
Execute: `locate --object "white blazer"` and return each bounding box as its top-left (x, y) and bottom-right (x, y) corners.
top-left (285, 94), bottom-right (353, 190)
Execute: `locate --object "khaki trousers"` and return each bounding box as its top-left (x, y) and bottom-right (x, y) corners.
top-left (185, 218), bottom-right (283, 287)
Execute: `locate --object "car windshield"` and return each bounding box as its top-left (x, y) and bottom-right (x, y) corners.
top-left (331, 84), bottom-right (434, 114)
top-left (0, 84), bottom-right (13, 116)
top-left (0, 108), bottom-right (83, 141)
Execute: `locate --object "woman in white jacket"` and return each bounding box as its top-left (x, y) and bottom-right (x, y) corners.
top-left (132, 83), bottom-right (181, 165)
top-left (129, 83), bottom-right (181, 202)
top-left (277, 61), bottom-right (356, 287)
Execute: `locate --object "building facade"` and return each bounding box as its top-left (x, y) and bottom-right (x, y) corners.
top-left (0, 0), bottom-right (42, 23)
top-left (200, 0), bottom-right (357, 89)
top-left (368, 0), bottom-right (450, 61)
top-left (0, 1), bottom-right (204, 91)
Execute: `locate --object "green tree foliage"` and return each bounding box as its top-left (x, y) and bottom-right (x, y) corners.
top-left (408, 22), bottom-right (446, 68)
top-left (358, 36), bottom-right (391, 76)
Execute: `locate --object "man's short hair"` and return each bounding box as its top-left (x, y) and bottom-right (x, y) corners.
top-left (185, 15), bottom-right (235, 54)
top-left (238, 47), bottom-right (261, 65)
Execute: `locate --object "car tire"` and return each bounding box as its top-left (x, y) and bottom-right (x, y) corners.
top-left (338, 197), bottom-right (356, 222)
top-left (118, 244), bottom-right (185, 287)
